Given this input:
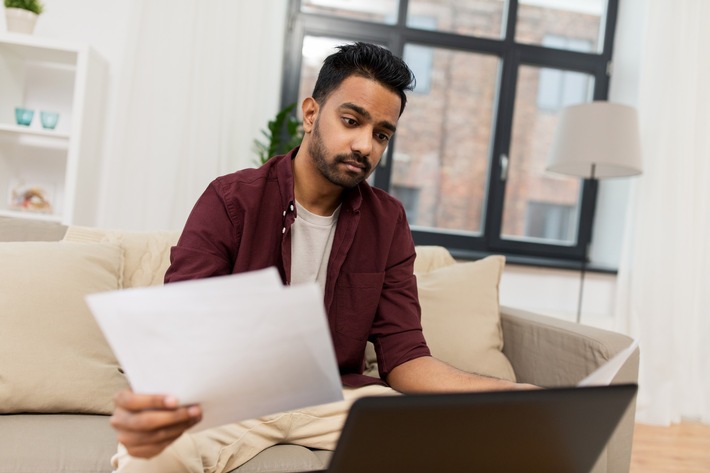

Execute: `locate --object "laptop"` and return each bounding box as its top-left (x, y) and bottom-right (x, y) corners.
top-left (315, 384), bottom-right (637, 473)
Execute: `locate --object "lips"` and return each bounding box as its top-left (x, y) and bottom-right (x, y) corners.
top-left (337, 154), bottom-right (369, 172)
top-left (342, 161), bottom-right (365, 170)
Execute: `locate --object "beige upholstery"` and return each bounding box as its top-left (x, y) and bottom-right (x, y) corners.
top-left (416, 254), bottom-right (515, 381)
top-left (0, 219), bottom-right (638, 473)
top-left (500, 306), bottom-right (639, 473)
top-left (0, 242), bottom-right (128, 415)
top-left (63, 226), bottom-right (181, 289)
top-left (0, 216), bottom-right (68, 241)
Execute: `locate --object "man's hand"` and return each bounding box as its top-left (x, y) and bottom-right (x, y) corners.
top-left (110, 389), bottom-right (203, 459)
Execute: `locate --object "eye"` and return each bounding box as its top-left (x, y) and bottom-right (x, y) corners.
top-left (375, 132), bottom-right (391, 143)
top-left (342, 117), bottom-right (358, 127)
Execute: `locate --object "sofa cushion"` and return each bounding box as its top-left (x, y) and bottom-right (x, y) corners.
top-left (0, 414), bottom-right (116, 473)
top-left (63, 226), bottom-right (180, 289)
top-left (0, 241), bottom-right (128, 414)
top-left (412, 245), bottom-right (457, 274)
top-left (416, 255), bottom-right (516, 382)
top-left (0, 216), bottom-right (68, 242)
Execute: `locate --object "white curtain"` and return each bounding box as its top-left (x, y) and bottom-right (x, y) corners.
top-left (615, 0), bottom-right (710, 425)
top-left (98, 0), bottom-right (288, 231)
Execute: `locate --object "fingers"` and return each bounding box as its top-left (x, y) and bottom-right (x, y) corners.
top-left (111, 403), bottom-right (201, 432)
top-left (113, 415), bottom-right (200, 458)
top-left (114, 389), bottom-right (180, 411)
top-left (110, 389), bottom-right (203, 459)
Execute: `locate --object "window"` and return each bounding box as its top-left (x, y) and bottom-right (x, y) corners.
top-left (537, 36), bottom-right (594, 112)
top-left (281, 0), bottom-right (619, 264)
top-left (391, 184), bottom-right (421, 224)
top-left (525, 201), bottom-right (576, 242)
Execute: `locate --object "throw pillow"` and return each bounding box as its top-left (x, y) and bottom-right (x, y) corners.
top-left (0, 241), bottom-right (128, 414)
top-left (63, 226), bottom-right (180, 288)
top-left (416, 255), bottom-right (516, 381)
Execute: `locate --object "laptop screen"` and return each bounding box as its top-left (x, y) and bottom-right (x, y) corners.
top-left (325, 384), bottom-right (637, 473)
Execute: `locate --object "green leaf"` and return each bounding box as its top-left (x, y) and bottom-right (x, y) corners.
top-left (252, 103), bottom-right (304, 166)
top-left (4, 0), bottom-right (44, 14)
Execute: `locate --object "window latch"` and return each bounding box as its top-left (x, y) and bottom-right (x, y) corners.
top-left (500, 153), bottom-right (509, 181)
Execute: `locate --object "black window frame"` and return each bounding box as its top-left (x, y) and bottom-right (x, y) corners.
top-left (280, 0), bottom-right (620, 269)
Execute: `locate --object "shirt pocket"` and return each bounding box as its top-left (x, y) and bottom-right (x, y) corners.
top-left (334, 272), bottom-right (385, 341)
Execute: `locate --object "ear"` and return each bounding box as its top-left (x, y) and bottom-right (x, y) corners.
top-left (301, 97), bottom-right (319, 133)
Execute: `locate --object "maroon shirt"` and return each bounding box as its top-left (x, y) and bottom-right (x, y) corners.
top-left (165, 148), bottom-right (431, 387)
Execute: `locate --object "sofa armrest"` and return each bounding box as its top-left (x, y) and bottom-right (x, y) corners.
top-left (0, 217), bottom-right (68, 242)
top-left (500, 305), bottom-right (638, 387)
top-left (500, 305), bottom-right (639, 473)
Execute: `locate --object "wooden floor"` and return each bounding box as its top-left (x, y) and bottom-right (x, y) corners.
top-left (630, 421), bottom-right (710, 472)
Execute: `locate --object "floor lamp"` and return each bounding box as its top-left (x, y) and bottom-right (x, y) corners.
top-left (546, 102), bottom-right (643, 323)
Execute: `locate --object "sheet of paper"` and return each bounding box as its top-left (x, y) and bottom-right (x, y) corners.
top-left (86, 267), bottom-right (344, 431)
top-left (577, 339), bottom-right (639, 387)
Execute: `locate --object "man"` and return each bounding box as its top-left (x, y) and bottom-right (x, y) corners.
top-left (111, 42), bottom-right (533, 473)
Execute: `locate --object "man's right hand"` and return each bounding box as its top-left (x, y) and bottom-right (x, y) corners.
top-left (111, 389), bottom-right (203, 459)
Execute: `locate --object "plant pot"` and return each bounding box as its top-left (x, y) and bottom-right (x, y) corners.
top-left (5, 7), bottom-right (38, 34)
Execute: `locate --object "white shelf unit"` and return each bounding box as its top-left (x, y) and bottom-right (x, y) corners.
top-left (0, 33), bottom-right (106, 224)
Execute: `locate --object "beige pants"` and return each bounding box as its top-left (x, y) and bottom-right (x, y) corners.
top-left (112, 385), bottom-right (397, 473)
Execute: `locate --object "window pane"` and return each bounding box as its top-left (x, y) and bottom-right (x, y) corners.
top-left (392, 46), bottom-right (499, 234)
top-left (298, 36), bottom-right (343, 107)
top-left (501, 65), bottom-right (594, 244)
top-left (301, 0), bottom-right (399, 24)
top-left (516, 0), bottom-right (607, 53)
top-left (407, 0), bottom-right (506, 39)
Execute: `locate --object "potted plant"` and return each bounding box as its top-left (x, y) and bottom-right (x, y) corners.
top-left (4, 0), bottom-right (44, 34)
top-left (253, 103), bottom-right (303, 166)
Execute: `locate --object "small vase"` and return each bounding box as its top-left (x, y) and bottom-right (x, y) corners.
top-left (5, 7), bottom-right (38, 34)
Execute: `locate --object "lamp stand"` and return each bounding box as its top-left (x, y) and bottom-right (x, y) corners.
top-left (576, 245), bottom-right (588, 323)
top-left (576, 163), bottom-right (597, 323)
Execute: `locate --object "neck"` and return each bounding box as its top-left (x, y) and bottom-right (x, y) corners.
top-left (292, 148), bottom-right (344, 216)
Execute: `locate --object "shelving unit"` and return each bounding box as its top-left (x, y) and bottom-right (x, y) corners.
top-left (0, 33), bottom-right (106, 224)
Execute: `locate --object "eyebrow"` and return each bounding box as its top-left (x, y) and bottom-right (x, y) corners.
top-left (341, 102), bottom-right (397, 134)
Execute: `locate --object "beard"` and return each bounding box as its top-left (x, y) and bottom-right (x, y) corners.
top-left (308, 119), bottom-right (372, 189)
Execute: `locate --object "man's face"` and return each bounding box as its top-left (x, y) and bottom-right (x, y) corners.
top-left (304, 75), bottom-right (402, 189)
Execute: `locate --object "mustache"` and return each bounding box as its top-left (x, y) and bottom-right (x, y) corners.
top-left (334, 153), bottom-right (371, 172)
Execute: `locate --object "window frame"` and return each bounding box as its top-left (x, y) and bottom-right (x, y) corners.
top-left (280, 0), bottom-right (620, 267)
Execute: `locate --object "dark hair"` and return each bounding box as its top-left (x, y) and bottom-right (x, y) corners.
top-left (312, 42), bottom-right (416, 116)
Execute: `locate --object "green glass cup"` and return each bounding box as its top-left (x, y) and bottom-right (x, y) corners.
top-left (15, 107), bottom-right (34, 126)
top-left (40, 111), bottom-right (60, 130)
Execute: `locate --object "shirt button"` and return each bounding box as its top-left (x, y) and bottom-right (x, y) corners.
top-left (282, 227), bottom-right (286, 234)
top-left (290, 204), bottom-right (294, 212)
top-left (283, 210), bottom-right (286, 217)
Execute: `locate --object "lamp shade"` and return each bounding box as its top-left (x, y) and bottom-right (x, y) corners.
top-left (547, 102), bottom-right (643, 178)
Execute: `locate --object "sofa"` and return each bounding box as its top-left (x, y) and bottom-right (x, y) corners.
top-left (0, 216), bottom-right (639, 473)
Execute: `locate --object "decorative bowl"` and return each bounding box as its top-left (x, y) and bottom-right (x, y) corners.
top-left (40, 111), bottom-right (60, 130)
top-left (15, 107), bottom-right (34, 126)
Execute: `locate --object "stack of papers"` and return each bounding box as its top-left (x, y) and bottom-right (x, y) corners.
top-left (86, 267), bottom-right (344, 431)
top-left (576, 339), bottom-right (639, 387)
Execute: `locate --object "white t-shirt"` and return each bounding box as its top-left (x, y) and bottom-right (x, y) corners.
top-left (290, 200), bottom-right (340, 296)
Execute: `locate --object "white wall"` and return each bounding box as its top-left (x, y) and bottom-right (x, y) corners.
top-left (6, 0), bottom-right (646, 324)
top-left (500, 264), bottom-right (617, 329)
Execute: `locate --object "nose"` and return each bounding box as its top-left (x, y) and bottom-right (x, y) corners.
top-left (351, 127), bottom-right (373, 158)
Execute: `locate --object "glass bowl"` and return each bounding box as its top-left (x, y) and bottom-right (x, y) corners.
top-left (40, 111), bottom-right (60, 130)
top-left (15, 107), bottom-right (34, 126)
